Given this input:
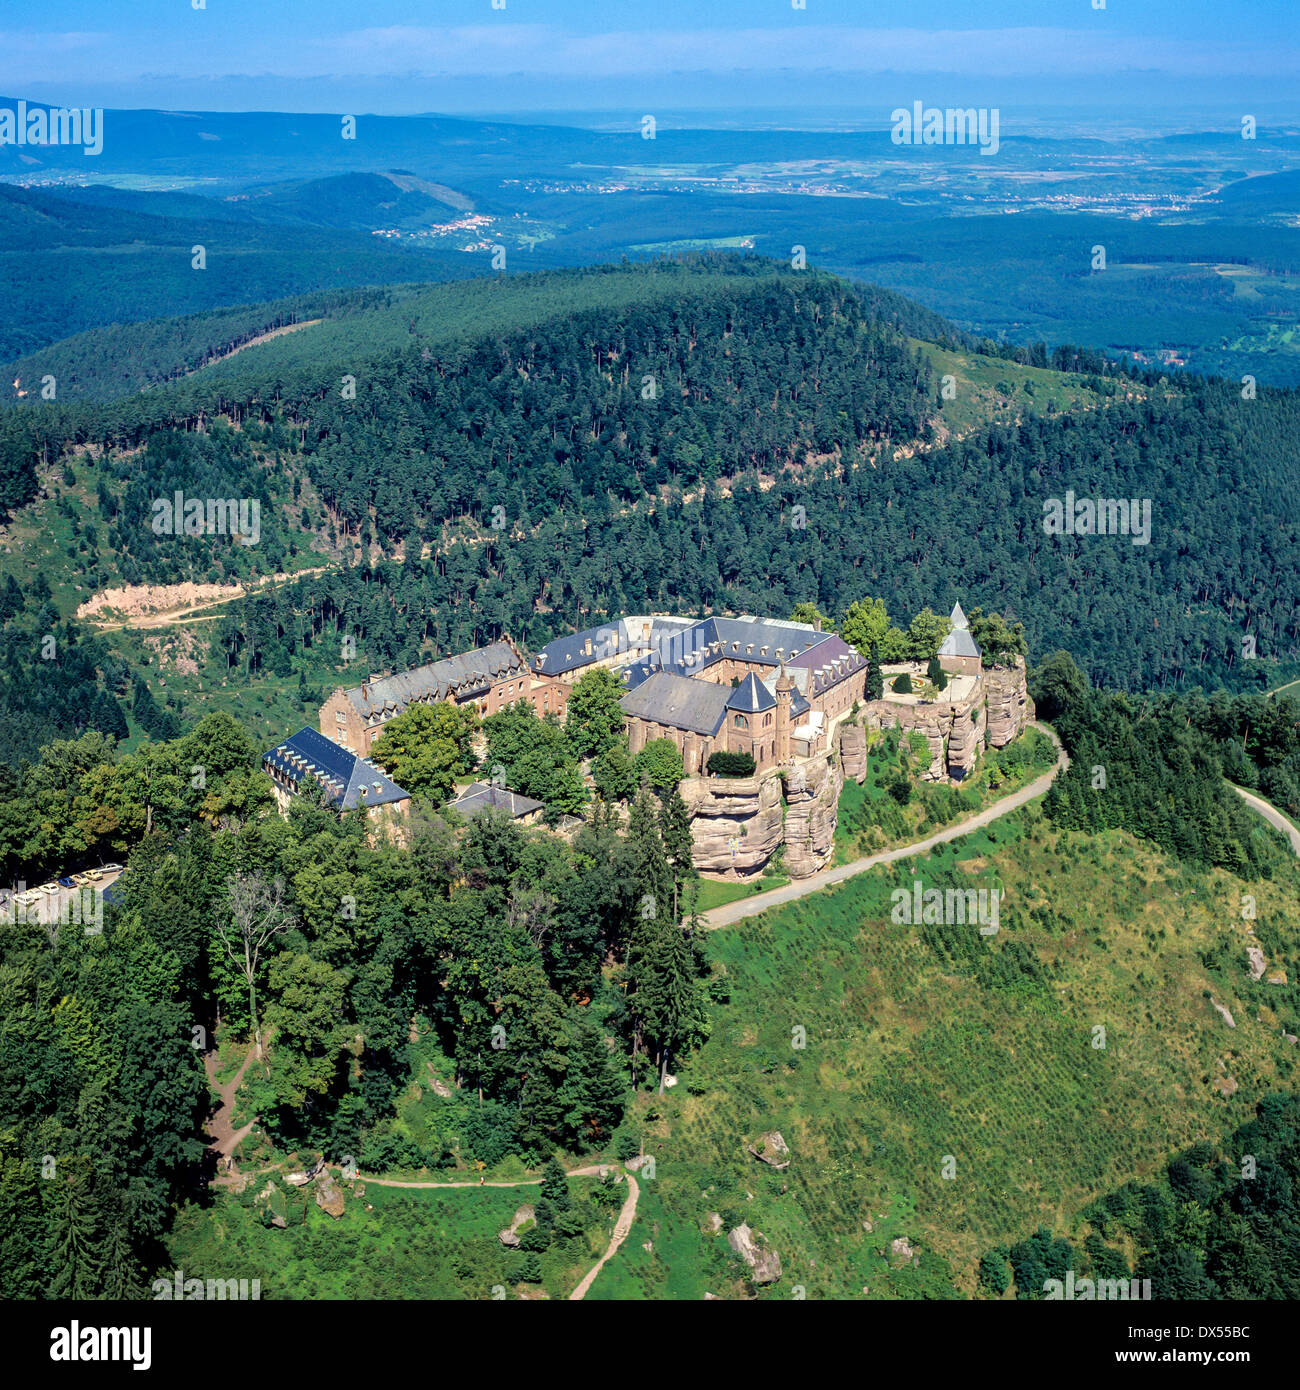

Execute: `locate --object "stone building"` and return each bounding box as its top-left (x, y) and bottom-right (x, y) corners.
top-left (319, 638), bottom-right (534, 755)
top-left (937, 601), bottom-right (982, 677)
top-left (528, 615), bottom-right (697, 717)
top-left (263, 727), bottom-right (411, 835)
top-left (615, 616), bottom-right (867, 770)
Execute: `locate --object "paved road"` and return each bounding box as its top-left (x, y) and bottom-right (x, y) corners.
top-left (700, 722), bottom-right (1067, 930)
top-left (1232, 784), bottom-right (1300, 856)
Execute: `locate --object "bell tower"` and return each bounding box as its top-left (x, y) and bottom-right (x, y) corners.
top-left (775, 662), bottom-right (793, 764)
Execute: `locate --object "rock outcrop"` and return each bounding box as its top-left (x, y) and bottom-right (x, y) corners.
top-left (783, 755), bottom-right (841, 878)
top-left (838, 721), bottom-right (866, 783)
top-left (498, 1204), bottom-right (535, 1248)
top-left (314, 1173), bottom-right (345, 1219)
top-left (862, 655), bottom-right (1031, 778)
top-left (747, 1130), bottom-right (791, 1170)
top-left (728, 1223), bottom-right (782, 1285)
top-left (984, 659), bottom-right (1032, 749)
top-left (683, 752), bottom-right (839, 880)
top-left (681, 774), bottom-right (784, 875)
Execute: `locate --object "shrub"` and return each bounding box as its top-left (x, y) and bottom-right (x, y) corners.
top-left (891, 673), bottom-right (913, 694)
top-left (707, 750), bottom-right (756, 777)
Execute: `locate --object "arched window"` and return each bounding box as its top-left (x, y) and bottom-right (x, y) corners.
top-left (733, 714), bottom-right (748, 729)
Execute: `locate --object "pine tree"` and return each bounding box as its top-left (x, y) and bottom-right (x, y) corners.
top-left (629, 917), bottom-right (706, 1095)
top-left (866, 642), bottom-right (883, 701)
top-left (621, 790), bottom-right (671, 943)
top-left (558, 1010), bottom-right (626, 1145)
top-left (658, 783), bottom-right (696, 922)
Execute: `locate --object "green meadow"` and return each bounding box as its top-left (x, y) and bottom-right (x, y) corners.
top-left (600, 807), bottom-right (1300, 1299)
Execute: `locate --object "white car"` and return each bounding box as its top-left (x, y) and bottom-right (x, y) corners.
top-left (38, 882), bottom-right (60, 895)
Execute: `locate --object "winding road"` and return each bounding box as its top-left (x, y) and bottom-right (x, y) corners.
top-left (342, 1162), bottom-right (641, 1301)
top-left (701, 721), bottom-right (1068, 929)
top-left (1232, 784), bottom-right (1300, 856)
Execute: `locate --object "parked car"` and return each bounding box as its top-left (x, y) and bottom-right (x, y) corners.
top-left (58, 876), bottom-right (77, 888)
top-left (18, 889), bottom-right (42, 905)
top-left (39, 882), bottom-right (60, 895)
top-left (102, 862), bottom-right (123, 873)
top-left (83, 868), bottom-right (102, 881)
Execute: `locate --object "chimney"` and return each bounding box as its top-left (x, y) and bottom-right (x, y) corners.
top-left (584, 637), bottom-right (593, 657)
top-left (360, 681), bottom-right (368, 700)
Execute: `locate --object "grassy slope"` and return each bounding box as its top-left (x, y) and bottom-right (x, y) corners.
top-left (596, 810), bottom-right (1300, 1300)
top-left (167, 1175), bottom-right (623, 1301)
top-left (914, 339), bottom-right (1122, 438)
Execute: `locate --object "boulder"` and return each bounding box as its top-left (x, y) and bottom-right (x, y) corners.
top-left (498, 1204), bottom-right (535, 1248)
top-left (728, 1223), bottom-right (782, 1285)
top-left (705, 1212), bottom-right (723, 1233)
top-left (1247, 946), bottom-right (1267, 981)
top-left (747, 1130), bottom-right (791, 1170)
top-left (314, 1174), bottom-right (345, 1219)
top-left (1210, 997), bottom-right (1236, 1028)
top-left (889, 1236), bottom-right (918, 1266)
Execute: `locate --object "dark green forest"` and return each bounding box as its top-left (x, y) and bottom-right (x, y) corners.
top-left (0, 705), bottom-right (705, 1297)
top-left (1034, 650), bottom-right (1300, 877)
top-left (981, 1093), bottom-right (1300, 1299)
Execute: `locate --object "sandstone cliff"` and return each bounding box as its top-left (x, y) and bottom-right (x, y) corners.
top-left (681, 773), bottom-right (784, 875)
top-left (684, 750), bottom-right (840, 881)
top-left (984, 658), bottom-right (1032, 748)
top-left (783, 754), bottom-right (843, 878)
top-left (838, 720), bottom-right (867, 784)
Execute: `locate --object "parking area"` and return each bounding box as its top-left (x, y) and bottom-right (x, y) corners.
top-left (1, 865), bottom-right (128, 924)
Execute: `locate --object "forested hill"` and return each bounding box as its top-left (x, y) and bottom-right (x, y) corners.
top-left (1, 255), bottom-right (1298, 713)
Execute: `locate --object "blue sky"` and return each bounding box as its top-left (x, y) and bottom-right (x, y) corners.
top-left (3, 1), bottom-right (1298, 119)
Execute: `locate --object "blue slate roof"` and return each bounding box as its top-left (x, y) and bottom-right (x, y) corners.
top-left (344, 641), bottom-right (525, 718)
top-left (449, 781), bottom-right (545, 820)
top-left (263, 727), bottom-right (409, 811)
top-left (619, 671), bottom-right (731, 736)
top-left (726, 672), bottom-right (777, 714)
